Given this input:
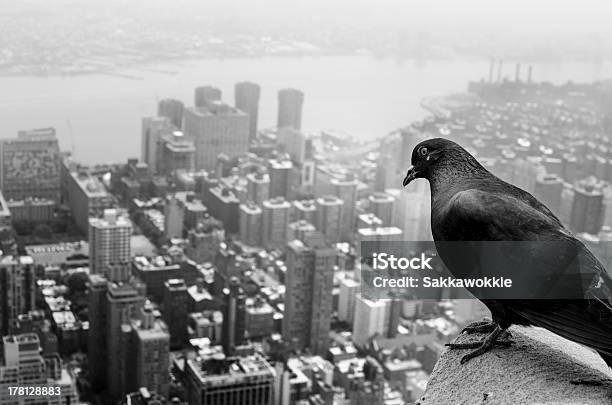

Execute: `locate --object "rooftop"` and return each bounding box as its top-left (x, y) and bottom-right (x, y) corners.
top-left (188, 353), bottom-right (275, 385)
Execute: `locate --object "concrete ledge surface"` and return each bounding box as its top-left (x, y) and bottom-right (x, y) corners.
top-left (420, 326), bottom-right (612, 405)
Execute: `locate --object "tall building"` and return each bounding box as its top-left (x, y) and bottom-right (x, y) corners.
top-left (331, 176), bottom-right (358, 238)
top-left (352, 294), bottom-right (388, 348)
top-left (141, 116), bottom-right (173, 172)
top-left (163, 279), bottom-right (189, 349)
top-left (277, 128), bottom-right (307, 164)
top-left (0, 191), bottom-right (12, 230)
top-left (163, 194), bottom-right (184, 239)
top-left (206, 187), bottom-right (240, 234)
top-left (157, 130), bottom-right (195, 175)
top-left (315, 195), bottom-right (343, 243)
top-left (262, 197), bottom-right (291, 249)
top-left (1, 127), bottom-right (61, 201)
top-left (246, 171), bottom-right (270, 204)
top-left (185, 353), bottom-right (275, 405)
top-left (239, 202), bottom-right (262, 247)
top-left (571, 178), bottom-right (606, 234)
top-left (391, 189), bottom-right (431, 241)
top-left (87, 274), bottom-right (108, 390)
top-left (338, 277), bottom-right (360, 324)
top-left (157, 99), bottom-right (184, 128)
top-left (183, 102), bottom-right (249, 171)
top-left (288, 220), bottom-right (316, 241)
top-left (292, 199), bottom-right (317, 224)
top-left (283, 234), bottom-right (336, 354)
top-left (0, 256), bottom-right (35, 335)
top-left (132, 306), bottom-right (170, 397)
top-left (268, 158), bottom-right (294, 199)
top-left (89, 209), bottom-right (132, 279)
top-left (534, 174), bottom-right (564, 215)
top-left (368, 192), bottom-right (395, 226)
top-left (195, 86), bottom-right (222, 107)
top-left (106, 282), bottom-right (146, 398)
top-left (235, 82), bottom-right (261, 139)
top-left (185, 219), bottom-right (226, 263)
top-left (221, 277), bottom-right (247, 355)
top-left (277, 88), bottom-right (304, 130)
top-left (0, 334), bottom-right (78, 405)
top-left (61, 159), bottom-right (115, 234)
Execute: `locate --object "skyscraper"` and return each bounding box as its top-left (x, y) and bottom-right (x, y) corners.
top-left (141, 116), bottom-right (173, 172)
top-left (331, 176), bottom-right (358, 238)
top-left (277, 88), bottom-right (304, 130)
top-left (1, 127), bottom-right (61, 201)
top-left (87, 273), bottom-right (108, 390)
top-left (163, 194), bottom-right (185, 239)
top-left (283, 233), bottom-right (336, 354)
top-left (235, 82), bottom-right (261, 139)
top-left (262, 197), bottom-right (291, 249)
top-left (368, 192), bottom-right (395, 226)
top-left (277, 127), bottom-right (307, 164)
top-left (268, 158), bottom-right (294, 199)
top-left (183, 102), bottom-right (249, 171)
top-left (106, 282), bottom-right (145, 398)
top-left (571, 178), bottom-right (606, 234)
top-left (157, 98), bottom-right (184, 128)
top-left (157, 130), bottom-right (196, 175)
top-left (246, 171), bottom-right (270, 204)
top-left (315, 195), bottom-right (344, 243)
top-left (292, 199), bottom-right (317, 224)
top-left (534, 174), bottom-right (564, 216)
top-left (239, 202), bottom-right (262, 247)
top-left (338, 276), bottom-right (360, 324)
top-left (0, 256), bottom-right (35, 335)
top-left (195, 86), bottom-right (222, 107)
top-left (89, 209), bottom-right (132, 279)
top-left (352, 294), bottom-right (388, 348)
top-left (222, 277), bottom-right (247, 355)
top-left (163, 278), bottom-right (189, 349)
top-left (132, 306), bottom-right (170, 397)
top-left (61, 158), bottom-right (115, 234)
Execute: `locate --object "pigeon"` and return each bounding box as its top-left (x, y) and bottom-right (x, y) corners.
top-left (403, 137), bottom-right (612, 366)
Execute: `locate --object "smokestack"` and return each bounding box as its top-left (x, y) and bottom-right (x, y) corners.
top-left (527, 65), bottom-right (533, 83)
top-left (515, 63), bottom-right (521, 82)
top-left (497, 59), bottom-right (503, 82)
top-left (488, 58), bottom-right (495, 83)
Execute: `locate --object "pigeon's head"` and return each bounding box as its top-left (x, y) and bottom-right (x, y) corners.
top-left (403, 138), bottom-right (470, 186)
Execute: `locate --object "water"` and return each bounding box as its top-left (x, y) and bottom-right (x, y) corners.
top-left (0, 55), bottom-right (608, 164)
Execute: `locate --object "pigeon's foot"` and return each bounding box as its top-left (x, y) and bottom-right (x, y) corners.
top-left (445, 325), bottom-right (513, 364)
top-left (461, 319), bottom-right (497, 335)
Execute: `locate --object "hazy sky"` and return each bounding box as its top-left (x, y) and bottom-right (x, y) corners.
top-left (3, 0), bottom-right (612, 37)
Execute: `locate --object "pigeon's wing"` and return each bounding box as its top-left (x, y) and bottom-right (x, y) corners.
top-left (436, 188), bottom-right (569, 241)
top-left (438, 189), bottom-right (612, 355)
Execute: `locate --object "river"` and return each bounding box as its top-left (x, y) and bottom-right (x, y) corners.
top-left (0, 55), bottom-right (608, 164)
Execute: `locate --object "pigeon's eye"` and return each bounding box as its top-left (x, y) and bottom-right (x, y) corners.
top-left (418, 147), bottom-right (428, 157)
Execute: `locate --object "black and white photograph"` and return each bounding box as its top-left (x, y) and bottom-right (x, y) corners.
top-left (1, 0), bottom-right (612, 404)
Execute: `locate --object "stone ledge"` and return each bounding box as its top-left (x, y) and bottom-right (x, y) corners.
top-left (420, 326), bottom-right (612, 405)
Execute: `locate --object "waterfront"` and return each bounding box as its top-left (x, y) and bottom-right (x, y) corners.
top-left (0, 55), bottom-right (609, 164)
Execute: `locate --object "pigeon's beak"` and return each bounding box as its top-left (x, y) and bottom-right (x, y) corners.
top-left (403, 167), bottom-right (417, 187)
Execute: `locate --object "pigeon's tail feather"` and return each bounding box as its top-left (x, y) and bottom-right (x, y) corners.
top-left (598, 352), bottom-right (612, 369)
top-left (514, 300), bottom-right (612, 356)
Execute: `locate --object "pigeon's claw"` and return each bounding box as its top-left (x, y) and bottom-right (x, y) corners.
top-left (460, 319), bottom-right (496, 334)
top-left (445, 325), bottom-right (513, 364)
